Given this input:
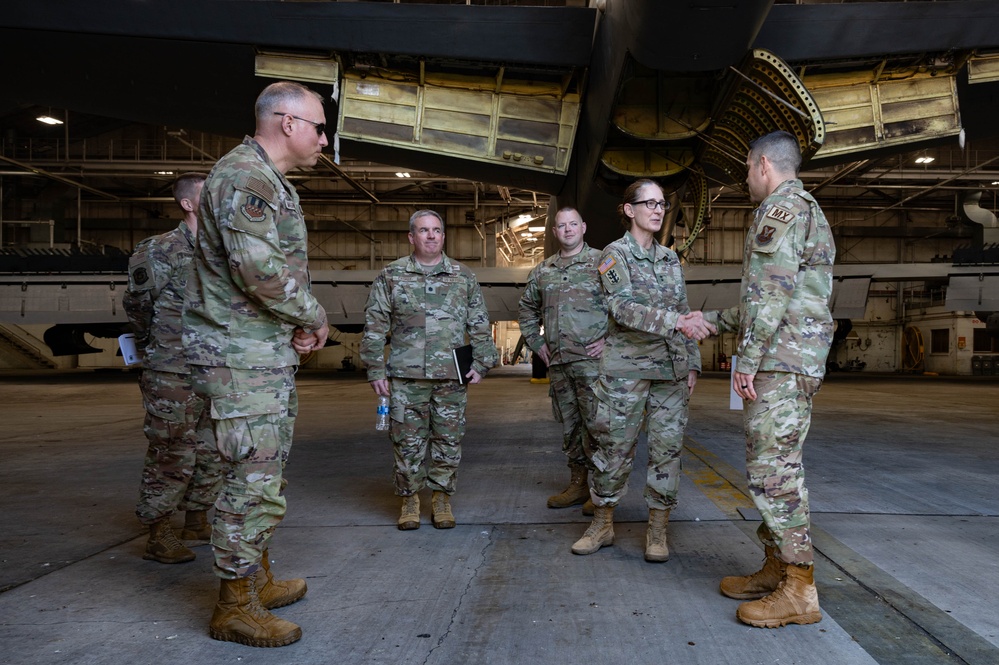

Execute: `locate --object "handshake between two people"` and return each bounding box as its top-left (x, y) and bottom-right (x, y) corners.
top-left (674, 311), bottom-right (717, 341)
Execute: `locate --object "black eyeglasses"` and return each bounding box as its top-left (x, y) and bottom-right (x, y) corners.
top-left (631, 198), bottom-right (670, 211)
top-left (273, 112), bottom-right (326, 136)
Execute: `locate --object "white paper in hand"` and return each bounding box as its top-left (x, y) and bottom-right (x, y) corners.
top-left (118, 333), bottom-right (142, 366)
top-left (729, 355), bottom-right (743, 411)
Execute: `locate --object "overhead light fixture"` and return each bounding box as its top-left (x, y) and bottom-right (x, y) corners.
top-left (914, 155), bottom-right (935, 164)
top-left (527, 226), bottom-right (546, 233)
top-left (36, 115), bottom-right (63, 125)
top-left (154, 171), bottom-right (174, 176)
top-left (992, 181), bottom-right (999, 186)
top-left (395, 172), bottom-right (410, 178)
top-left (509, 214), bottom-right (533, 230)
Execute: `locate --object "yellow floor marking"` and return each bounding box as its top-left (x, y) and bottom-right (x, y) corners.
top-left (683, 436), bottom-right (754, 519)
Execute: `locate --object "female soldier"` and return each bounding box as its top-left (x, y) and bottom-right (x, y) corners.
top-left (571, 179), bottom-right (712, 561)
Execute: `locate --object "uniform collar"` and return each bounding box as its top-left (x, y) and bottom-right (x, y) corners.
top-left (544, 243), bottom-right (592, 267)
top-left (623, 230), bottom-right (663, 262)
top-left (178, 221), bottom-right (195, 248)
top-left (406, 252), bottom-right (453, 275)
top-left (242, 136), bottom-right (294, 193)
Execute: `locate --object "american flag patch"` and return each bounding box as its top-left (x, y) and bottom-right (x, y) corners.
top-left (598, 256), bottom-right (616, 274)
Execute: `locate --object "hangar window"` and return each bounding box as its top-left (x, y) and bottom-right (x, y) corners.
top-left (973, 329), bottom-right (999, 353)
top-left (930, 328), bottom-right (949, 354)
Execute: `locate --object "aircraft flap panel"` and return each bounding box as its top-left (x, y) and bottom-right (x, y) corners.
top-left (808, 72), bottom-right (961, 160)
top-left (311, 283), bottom-right (372, 327)
top-left (0, 278), bottom-right (128, 325)
top-left (945, 274), bottom-right (999, 311)
top-left (967, 53), bottom-right (999, 85)
top-left (339, 68), bottom-right (581, 176)
top-left (830, 277), bottom-right (871, 320)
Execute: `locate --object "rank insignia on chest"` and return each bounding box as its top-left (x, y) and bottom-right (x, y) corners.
top-left (132, 267), bottom-right (149, 285)
top-left (598, 256), bottom-right (616, 274)
top-left (240, 196), bottom-right (268, 223)
top-left (765, 205), bottom-right (795, 224)
top-left (756, 225), bottom-right (777, 246)
top-left (606, 268), bottom-right (620, 284)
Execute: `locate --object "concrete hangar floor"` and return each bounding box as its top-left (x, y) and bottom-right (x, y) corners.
top-left (0, 366), bottom-right (996, 665)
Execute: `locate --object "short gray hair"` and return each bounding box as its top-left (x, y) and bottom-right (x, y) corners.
top-left (409, 209), bottom-right (444, 233)
top-left (255, 81), bottom-right (323, 123)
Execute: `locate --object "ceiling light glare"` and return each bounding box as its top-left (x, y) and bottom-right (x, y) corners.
top-left (527, 226), bottom-right (546, 232)
top-left (395, 172), bottom-right (411, 178)
top-left (36, 116), bottom-right (63, 125)
top-left (914, 156), bottom-right (935, 164)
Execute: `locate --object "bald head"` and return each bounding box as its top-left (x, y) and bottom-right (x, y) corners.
top-left (255, 81), bottom-right (324, 131)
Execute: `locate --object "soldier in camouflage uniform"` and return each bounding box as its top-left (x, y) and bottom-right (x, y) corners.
top-left (704, 130), bottom-right (835, 629)
top-left (361, 210), bottom-right (499, 532)
top-left (183, 81), bottom-right (330, 648)
top-left (571, 180), bottom-right (714, 563)
top-left (124, 172), bottom-right (222, 566)
top-left (518, 207), bottom-right (608, 512)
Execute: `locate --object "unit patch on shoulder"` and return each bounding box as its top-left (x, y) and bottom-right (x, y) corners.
top-left (598, 256), bottom-right (616, 274)
top-left (756, 225), bottom-right (777, 246)
top-left (240, 196), bottom-right (268, 223)
top-left (606, 268), bottom-right (620, 284)
top-left (132, 267), bottom-right (149, 285)
top-left (765, 205), bottom-right (795, 224)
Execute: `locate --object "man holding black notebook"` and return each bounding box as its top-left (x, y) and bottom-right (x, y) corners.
top-left (361, 210), bottom-right (498, 531)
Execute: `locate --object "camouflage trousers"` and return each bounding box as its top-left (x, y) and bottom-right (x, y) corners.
top-left (547, 358), bottom-right (600, 469)
top-left (744, 371), bottom-right (822, 566)
top-left (589, 376), bottom-right (689, 510)
top-left (191, 365), bottom-right (298, 580)
top-left (388, 377), bottom-right (467, 496)
top-left (135, 370), bottom-right (222, 525)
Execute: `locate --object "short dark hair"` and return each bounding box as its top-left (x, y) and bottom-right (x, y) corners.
top-left (749, 130), bottom-right (802, 175)
top-left (172, 172), bottom-right (207, 207)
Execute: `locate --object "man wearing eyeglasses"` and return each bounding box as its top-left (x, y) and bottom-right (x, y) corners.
top-left (184, 80), bottom-right (330, 648)
top-left (518, 207), bottom-right (608, 514)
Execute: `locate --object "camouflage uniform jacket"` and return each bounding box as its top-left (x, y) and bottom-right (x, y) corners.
top-left (517, 244), bottom-right (608, 367)
top-left (597, 231), bottom-right (701, 380)
top-left (705, 178), bottom-right (835, 378)
top-left (361, 253), bottom-right (499, 381)
top-left (124, 221), bottom-right (195, 374)
top-left (183, 137), bottom-right (327, 370)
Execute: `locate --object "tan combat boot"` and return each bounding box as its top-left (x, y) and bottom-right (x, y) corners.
top-left (143, 518), bottom-right (195, 564)
top-left (431, 490), bottom-right (456, 529)
top-left (644, 508), bottom-right (670, 562)
top-left (398, 495), bottom-right (420, 530)
top-left (571, 505), bottom-right (614, 555)
top-left (257, 550), bottom-right (307, 609)
top-left (547, 463), bottom-right (589, 508)
top-left (208, 574), bottom-right (302, 647)
top-left (736, 563), bottom-right (822, 628)
top-left (720, 544), bottom-right (786, 599)
top-left (179, 509), bottom-right (211, 541)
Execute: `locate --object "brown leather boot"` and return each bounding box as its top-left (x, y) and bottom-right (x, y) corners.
top-left (431, 491), bottom-right (455, 529)
top-left (547, 463), bottom-right (589, 508)
top-left (736, 563), bottom-right (822, 628)
top-left (720, 544), bottom-right (786, 599)
top-left (581, 498), bottom-right (594, 516)
top-left (143, 519), bottom-right (195, 564)
top-left (179, 509), bottom-right (211, 541)
top-left (257, 550), bottom-right (307, 609)
top-left (571, 505), bottom-right (614, 555)
top-left (398, 495), bottom-right (420, 530)
top-left (208, 574), bottom-right (302, 647)
top-left (644, 509), bottom-right (670, 562)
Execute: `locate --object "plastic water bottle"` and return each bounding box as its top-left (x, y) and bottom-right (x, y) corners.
top-left (375, 395), bottom-right (390, 431)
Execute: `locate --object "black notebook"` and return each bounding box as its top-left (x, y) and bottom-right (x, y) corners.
top-left (452, 344), bottom-right (474, 384)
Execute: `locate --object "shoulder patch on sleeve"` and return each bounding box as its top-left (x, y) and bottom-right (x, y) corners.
top-left (753, 221), bottom-right (793, 253)
top-left (598, 255), bottom-right (616, 274)
top-left (764, 205), bottom-right (796, 224)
